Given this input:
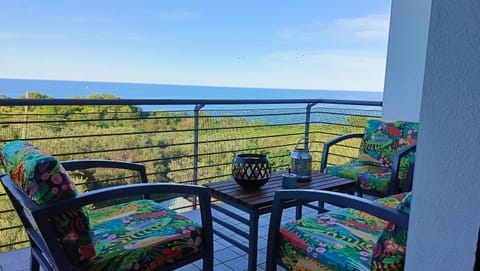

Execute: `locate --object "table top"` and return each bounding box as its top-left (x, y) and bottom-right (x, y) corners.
top-left (205, 171), bottom-right (355, 210)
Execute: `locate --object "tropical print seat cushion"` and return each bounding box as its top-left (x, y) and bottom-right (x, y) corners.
top-left (325, 161), bottom-right (393, 194)
top-left (83, 199), bottom-right (203, 271)
top-left (0, 140), bottom-right (95, 266)
top-left (278, 193), bottom-right (408, 271)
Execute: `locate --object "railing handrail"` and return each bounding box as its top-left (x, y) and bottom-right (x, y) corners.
top-left (0, 98), bottom-right (382, 106)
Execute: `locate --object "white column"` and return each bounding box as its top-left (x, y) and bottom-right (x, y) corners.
top-left (406, 0), bottom-right (480, 269)
top-left (382, 0), bottom-right (431, 122)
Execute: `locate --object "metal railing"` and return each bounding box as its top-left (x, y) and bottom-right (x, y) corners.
top-left (0, 98), bottom-right (382, 252)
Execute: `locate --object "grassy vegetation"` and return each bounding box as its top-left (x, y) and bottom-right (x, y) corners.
top-left (0, 93), bottom-right (374, 252)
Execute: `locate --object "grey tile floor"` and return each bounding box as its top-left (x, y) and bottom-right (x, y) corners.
top-left (0, 204), bottom-right (311, 271)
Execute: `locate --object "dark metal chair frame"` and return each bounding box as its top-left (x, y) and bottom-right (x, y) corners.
top-left (0, 159), bottom-right (214, 271)
top-left (265, 189), bottom-right (409, 271)
top-left (320, 132), bottom-right (416, 197)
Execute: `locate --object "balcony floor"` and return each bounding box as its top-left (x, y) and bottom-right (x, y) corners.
top-left (0, 203), bottom-right (310, 271)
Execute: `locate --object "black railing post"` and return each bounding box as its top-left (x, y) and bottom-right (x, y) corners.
top-left (193, 104), bottom-right (205, 209)
top-left (304, 102), bottom-right (317, 148)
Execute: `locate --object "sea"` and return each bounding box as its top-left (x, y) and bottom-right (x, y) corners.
top-left (0, 78), bottom-right (384, 124)
top-left (0, 78), bottom-right (382, 100)
top-left (0, 78), bottom-right (383, 120)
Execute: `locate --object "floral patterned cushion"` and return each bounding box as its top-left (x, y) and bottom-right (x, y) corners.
top-left (84, 199), bottom-right (203, 271)
top-left (358, 120), bottom-right (418, 168)
top-left (278, 193), bottom-right (408, 271)
top-left (0, 140), bottom-right (96, 266)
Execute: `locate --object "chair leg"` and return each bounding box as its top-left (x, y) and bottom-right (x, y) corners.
top-left (355, 181), bottom-right (364, 197)
top-left (30, 251), bottom-right (40, 271)
top-left (203, 254), bottom-right (213, 271)
top-left (265, 260), bottom-right (277, 271)
top-left (355, 187), bottom-right (364, 197)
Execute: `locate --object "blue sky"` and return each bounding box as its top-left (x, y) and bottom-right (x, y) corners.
top-left (0, 1), bottom-right (391, 91)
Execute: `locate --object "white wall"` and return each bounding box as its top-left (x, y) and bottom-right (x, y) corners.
top-left (405, 0), bottom-right (480, 269)
top-left (382, 0), bottom-right (431, 122)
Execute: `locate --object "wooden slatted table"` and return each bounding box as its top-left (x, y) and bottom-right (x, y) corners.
top-left (205, 171), bottom-right (356, 271)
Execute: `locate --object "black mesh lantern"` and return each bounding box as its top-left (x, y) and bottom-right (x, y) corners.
top-left (232, 154), bottom-right (272, 190)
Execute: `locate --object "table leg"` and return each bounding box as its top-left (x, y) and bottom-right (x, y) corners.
top-left (296, 203), bottom-right (302, 219)
top-left (248, 212), bottom-right (259, 271)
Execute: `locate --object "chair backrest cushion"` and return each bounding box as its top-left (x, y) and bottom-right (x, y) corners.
top-left (0, 140), bottom-right (96, 265)
top-left (1, 140), bottom-right (77, 204)
top-left (358, 120), bottom-right (419, 168)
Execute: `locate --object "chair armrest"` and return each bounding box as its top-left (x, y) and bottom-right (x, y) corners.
top-left (62, 159), bottom-right (149, 183)
top-left (320, 133), bottom-right (364, 172)
top-left (389, 144), bottom-right (417, 194)
top-left (35, 183), bottom-right (211, 217)
top-left (62, 159), bottom-right (150, 199)
top-left (265, 189), bottom-right (408, 271)
top-left (270, 189), bottom-right (408, 228)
